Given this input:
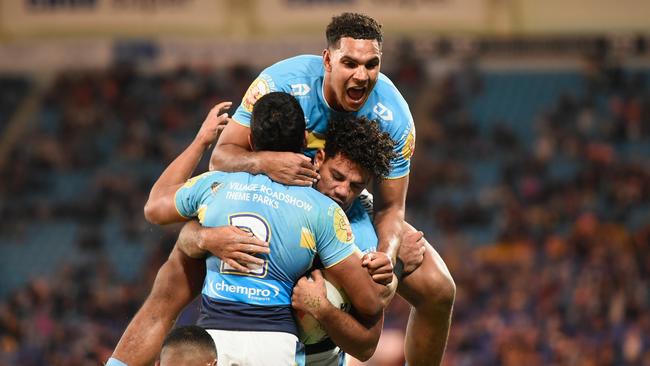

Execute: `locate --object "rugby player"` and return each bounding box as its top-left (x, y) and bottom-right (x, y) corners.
top-left (122, 92), bottom-right (388, 366)
top-left (156, 326), bottom-right (217, 366)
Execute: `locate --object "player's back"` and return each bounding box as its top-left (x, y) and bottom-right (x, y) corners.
top-left (174, 171), bottom-right (356, 336)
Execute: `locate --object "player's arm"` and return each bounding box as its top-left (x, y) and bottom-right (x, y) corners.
top-left (373, 175), bottom-right (408, 262)
top-left (144, 102), bottom-right (231, 225)
top-left (323, 251), bottom-right (385, 323)
top-left (210, 120), bottom-right (318, 186)
top-left (176, 220), bottom-right (269, 273)
top-left (209, 73), bottom-right (318, 186)
top-left (292, 269), bottom-right (383, 361)
top-left (361, 252), bottom-right (398, 308)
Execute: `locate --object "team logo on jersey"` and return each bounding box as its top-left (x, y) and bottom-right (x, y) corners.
top-left (291, 83), bottom-right (311, 96)
top-left (210, 182), bottom-right (222, 194)
top-left (242, 76), bottom-right (272, 112)
top-left (332, 206), bottom-right (354, 244)
top-left (373, 102), bottom-right (393, 121)
top-left (402, 127), bottom-right (416, 160)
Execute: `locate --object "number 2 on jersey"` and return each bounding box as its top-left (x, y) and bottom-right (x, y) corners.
top-left (221, 213), bottom-right (270, 277)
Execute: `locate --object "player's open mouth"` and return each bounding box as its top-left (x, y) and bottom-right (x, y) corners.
top-left (346, 87), bottom-right (366, 102)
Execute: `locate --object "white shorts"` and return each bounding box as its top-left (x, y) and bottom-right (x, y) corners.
top-left (305, 346), bottom-right (347, 366)
top-left (206, 329), bottom-right (305, 366)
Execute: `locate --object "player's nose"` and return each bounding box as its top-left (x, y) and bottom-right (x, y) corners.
top-left (333, 183), bottom-right (351, 201)
top-left (352, 66), bottom-right (368, 82)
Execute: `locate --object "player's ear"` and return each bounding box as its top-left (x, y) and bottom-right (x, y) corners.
top-left (323, 48), bottom-right (332, 72)
top-left (313, 149), bottom-right (326, 169)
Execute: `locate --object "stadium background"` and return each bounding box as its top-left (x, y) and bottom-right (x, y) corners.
top-left (0, 0), bottom-right (649, 365)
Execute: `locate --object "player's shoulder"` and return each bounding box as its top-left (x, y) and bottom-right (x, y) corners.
top-left (183, 171), bottom-right (226, 187)
top-left (371, 73), bottom-right (411, 114)
top-left (263, 55), bottom-right (323, 81)
top-left (362, 74), bottom-right (414, 131)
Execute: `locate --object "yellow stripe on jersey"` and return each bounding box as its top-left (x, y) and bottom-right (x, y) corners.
top-left (197, 205), bottom-right (207, 224)
top-left (306, 131), bottom-right (326, 150)
top-left (299, 227), bottom-right (316, 251)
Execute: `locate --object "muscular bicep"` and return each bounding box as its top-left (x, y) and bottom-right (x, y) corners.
top-left (324, 251), bottom-right (384, 317)
top-left (209, 119), bottom-right (252, 171)
top-left (144, 183), bottom-right (188, 225)
top-left (374, 175), bottom-right (409, 213)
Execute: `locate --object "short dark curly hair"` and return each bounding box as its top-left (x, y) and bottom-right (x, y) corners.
top-left (251, 92), bottom-right (305, 153)
top-left (325, 115), bottom-right (396, 179)
top-left (326, 12), bottom-right (383, 49)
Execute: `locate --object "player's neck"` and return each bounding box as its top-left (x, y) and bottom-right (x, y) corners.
top-left (322, 77), bottom-right (343, 112)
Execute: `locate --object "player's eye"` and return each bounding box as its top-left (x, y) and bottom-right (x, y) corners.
top-left (366, 62), bottom-right (378, 70)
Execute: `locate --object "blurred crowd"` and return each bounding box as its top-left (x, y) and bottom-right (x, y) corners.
top-left (0, 47), bottom-right (648, 365)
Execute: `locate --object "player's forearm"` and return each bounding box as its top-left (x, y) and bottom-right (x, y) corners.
top-left (177, 220), bottom-right (209, 259)
top-left (209, 143), bottom-right (263, 174)
top-left (373, 176), bottom-right (408, 262)
top-left (152, 139), bottom-right (208, 196)
top-left (374, 205), bottom-right (405, 262)
top-left (144, 140), bottom-right (208, 224)
top-left (314, 306), bottom-right (383, 361)
top-left (379, 274), bottom-right (398, 308)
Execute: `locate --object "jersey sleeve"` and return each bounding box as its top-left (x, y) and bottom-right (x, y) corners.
top-left (231, 68), bottom-right (293, 127)
top-left (174, 171), bottom-right (221, 219)
top-left (314, 202), bottom-right (359, 268)
top-left (387, 98), bottom-right (416, 180)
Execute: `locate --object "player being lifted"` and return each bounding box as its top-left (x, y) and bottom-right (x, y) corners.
top-left (110, 12), bottom-right (455, 366)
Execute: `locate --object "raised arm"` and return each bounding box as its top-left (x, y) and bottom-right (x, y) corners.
top-left (373, 175), bottom-right (408, 262)
top-left (144, 102), bottom-right (231, 225)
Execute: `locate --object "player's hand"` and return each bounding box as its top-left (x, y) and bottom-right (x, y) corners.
top-left (362, 252), bottom-right (394, 285)
top-left (258, 151), bottom-right (319, 186)
top-left (292, 269), bottom-right (328, 319)
top-left (398, 230), bottom-right (426, 275)
top-left (195, 101), bottom-right (232, 149)
top-left (197, 225), bottom-right (269, 273)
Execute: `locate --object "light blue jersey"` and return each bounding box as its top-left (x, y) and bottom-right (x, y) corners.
top-left (232, 55), bottom-right (416, 179)
top-left (347, 198), bottom-right (377, 254)
top-left (304, 197), bottom-right (378, 359)
top-left (175, 171), bottom-right (358, 335)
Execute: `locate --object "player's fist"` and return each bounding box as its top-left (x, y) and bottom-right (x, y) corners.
top-left (362, 252), bottom-right (394, 285)
top-left (195, 101), bottom-right (232, 148)
top-left (292, 270), bottom-right (328, 318)
top-left (398, 229), bottom-right (426, 275)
